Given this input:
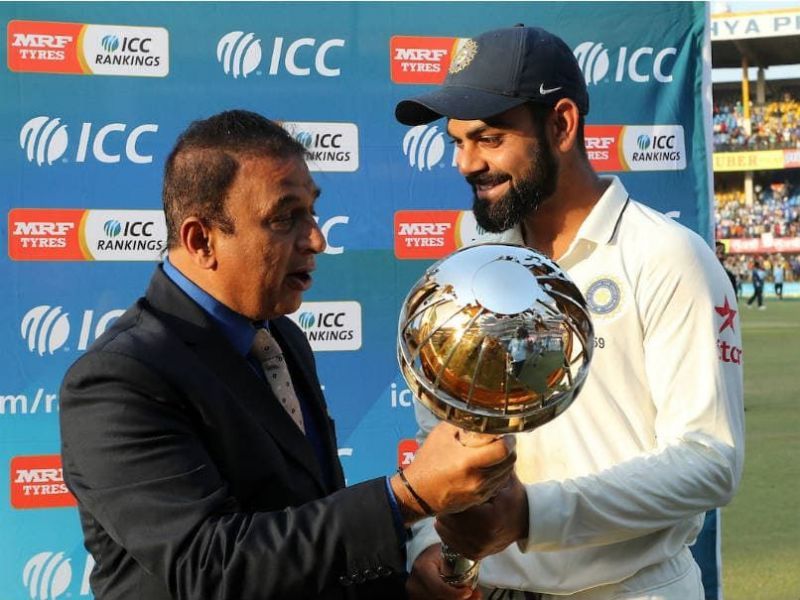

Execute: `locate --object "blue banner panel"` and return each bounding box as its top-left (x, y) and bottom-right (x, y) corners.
top-left (1, 3), bottom-right (708, 597)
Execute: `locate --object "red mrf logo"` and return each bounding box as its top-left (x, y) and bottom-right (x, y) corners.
top-left (394, 210), bottom-right (460, 259)
top-left (584, 125), bottom-right (624, 171)
top-left (7, 20), bottom-right (84, 74)
top-left (398, 439), bottom-right (419, 467)
top-left (10, 455), bottom-right (77, 509)
top-left (390, 36), bottom-right (458, 84)
top-left (8, 208), bottom-right (86, 260)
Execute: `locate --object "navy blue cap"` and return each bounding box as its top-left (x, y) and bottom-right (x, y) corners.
top-left (395, 25), bottom-right (589, 125)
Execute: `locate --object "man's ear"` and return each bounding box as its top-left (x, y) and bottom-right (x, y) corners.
top-left (550, 98), bottom-right (582, 154)
top-left (180, 217), bottom-right (217, 269)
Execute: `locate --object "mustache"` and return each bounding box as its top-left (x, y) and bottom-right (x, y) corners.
top-left (466, 172), bottom-right (511, 188)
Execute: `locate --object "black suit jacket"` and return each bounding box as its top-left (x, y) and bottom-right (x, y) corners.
top-left (60, 267), bottom-right (407, 599)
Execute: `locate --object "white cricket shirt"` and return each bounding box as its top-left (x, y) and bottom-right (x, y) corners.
top-left (408, 177), bottom-right (745, 596)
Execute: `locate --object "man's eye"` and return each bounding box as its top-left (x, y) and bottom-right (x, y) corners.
top-left (266, 209), bottom-right (316, 233)
top-left (479, 136), bottom-right (501, 146)
top-left (267, 215), bottom-right (295, 232)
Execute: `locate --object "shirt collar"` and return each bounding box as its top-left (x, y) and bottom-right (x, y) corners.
top-left (476, 176), bottom-right (630, 249)
top-left (162, 257), bottom-right (258, 356)
top-left (571, 176), bottom-right (630, 246)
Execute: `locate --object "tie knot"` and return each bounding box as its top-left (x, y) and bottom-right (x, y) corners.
top-left (251, 328), bottom-right (283, 363)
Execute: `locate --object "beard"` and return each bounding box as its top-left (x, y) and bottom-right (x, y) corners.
top-left (470, 142), bottom-right (558, 233)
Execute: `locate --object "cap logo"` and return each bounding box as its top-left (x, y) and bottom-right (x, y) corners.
top-left (539, 83), bottom-right (563, 95)
top-left (449, 39), bottom-right (478, 74)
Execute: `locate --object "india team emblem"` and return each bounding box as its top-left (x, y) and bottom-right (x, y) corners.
top-left (585, 277), bottom-right (622, 316)
top-left (449, 39), bottom-right (478, 74)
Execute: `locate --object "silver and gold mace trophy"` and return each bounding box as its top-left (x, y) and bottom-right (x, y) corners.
top-left (397, 243), bottom-right (594, 588)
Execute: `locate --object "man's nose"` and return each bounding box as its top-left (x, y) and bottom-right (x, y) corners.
top-left (455, 145), bottom-right (488, 177)
top-left (302, 218), bottom-right (327, 254)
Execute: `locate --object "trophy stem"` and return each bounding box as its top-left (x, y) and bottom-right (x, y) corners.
top-left (440, 543), bottom-right (480, 589)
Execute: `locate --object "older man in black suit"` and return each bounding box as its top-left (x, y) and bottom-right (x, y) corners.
top-left (60, 110), bottom-right (515, 600)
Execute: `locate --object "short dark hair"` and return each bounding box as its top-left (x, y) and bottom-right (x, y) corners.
top-left (162, 109), bottom-right (307, 249)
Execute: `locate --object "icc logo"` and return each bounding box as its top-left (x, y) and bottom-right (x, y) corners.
top-left (101, 35), bottom-right (120, 52)
top-left (402, 125), bottom-right (448, 171)
top-left (23, 552), bottom-right (72, 600)
top-left (20, 116), bottom-right (158, 167)
top-left (217, 31), bottom-right (262, 78)
top-left (216, 31), bottom-right (345, 79)
top-left (573, 42), bottom-right (676, 85)
top-left (19, 116), bottom-right (68, 166)
top-left (21, 305), bottom-right (125, 356)
top-left (298, 312), bottom-right (316, 329)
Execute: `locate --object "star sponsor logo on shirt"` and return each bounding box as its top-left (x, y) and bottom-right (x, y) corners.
top-left (715, 295), bottom-right (742, 365)
top-left (715, 296), bottom-right (737, 334)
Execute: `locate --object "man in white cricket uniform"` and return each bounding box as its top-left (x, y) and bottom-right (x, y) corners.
top-left (394, 25), bottom-right (744, 600)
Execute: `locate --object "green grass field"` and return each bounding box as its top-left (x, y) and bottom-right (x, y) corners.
top-left (722, 298), bottom-right (800, 600)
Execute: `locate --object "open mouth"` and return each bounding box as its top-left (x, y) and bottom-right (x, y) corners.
top-left (474, 177), bottom-right (510, 199)
top-left (286, 270), bottom-right (313, 291)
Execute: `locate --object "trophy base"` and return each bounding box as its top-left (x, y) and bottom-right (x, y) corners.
top-left (440, 544), bottom-right (479, 589)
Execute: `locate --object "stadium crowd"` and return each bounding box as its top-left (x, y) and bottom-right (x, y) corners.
top-left (715, 181), bottom-right (800, 239)
top-left (713, 92), bottom-right (800, 151)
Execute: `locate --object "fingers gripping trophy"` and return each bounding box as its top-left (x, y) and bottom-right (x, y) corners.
top-left (397, 243), bottom-right (594, 588)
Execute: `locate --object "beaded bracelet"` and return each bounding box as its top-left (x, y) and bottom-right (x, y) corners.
top-left (396, 467), bottom-right (434, 516)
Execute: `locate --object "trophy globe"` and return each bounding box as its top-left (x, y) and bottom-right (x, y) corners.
top-left (398, 243), bottom-right (594, 436)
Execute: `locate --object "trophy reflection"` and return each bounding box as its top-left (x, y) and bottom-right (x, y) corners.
top-left (397, 243), bottom-right (594, 588)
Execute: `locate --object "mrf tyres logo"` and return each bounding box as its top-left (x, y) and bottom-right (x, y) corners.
top-left (573, 41), bottom-right (677, 85)
top-left (20, 305), bottom-right (124, 356)
top-left (19, 116), bottom-right (158, 166)
top-left (22, 551), bottom-right (94, 600)
top-left (11, 455), bottom-right (77, 509)
top-left (7, 20), bottom-right (168, 77)
top-left (216, 31), bottom-right (345, 79)
top-left (390, 36), bottom-right (462, 84)
top-left (288, 301), bottom-right (361, 351)
top-left (394, 210), bottom-right (483, 260)
top-left (281, 121), bottom-right (359, 172)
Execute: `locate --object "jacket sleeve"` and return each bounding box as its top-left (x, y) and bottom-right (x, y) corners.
top-left (60, 350), bottom-right (406, 600)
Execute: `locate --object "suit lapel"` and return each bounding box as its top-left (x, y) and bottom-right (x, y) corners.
top-left (145, 268), bottom-right (327, 494)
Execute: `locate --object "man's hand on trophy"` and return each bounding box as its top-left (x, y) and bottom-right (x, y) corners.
top-left (407, 544), bottom-right (483, 600)
top-left (434, 474), bottom-right (529, 561)
top-left (390, 422), bottom-right (516, 524)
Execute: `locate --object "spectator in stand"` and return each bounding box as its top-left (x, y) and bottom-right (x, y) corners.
top-left (715, 181), bottom-right (800, 240)
top-left (713, 92), bottom-right (800, 151)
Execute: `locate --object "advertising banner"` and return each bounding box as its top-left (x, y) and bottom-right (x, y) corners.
top-left (1, 3), bottom-right (709, 597)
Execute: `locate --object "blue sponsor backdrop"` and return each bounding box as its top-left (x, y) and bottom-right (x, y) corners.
top-left (1, 2), bottom-right (709, 598)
